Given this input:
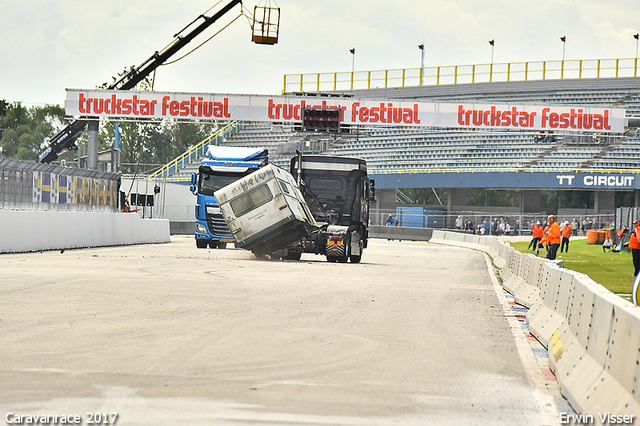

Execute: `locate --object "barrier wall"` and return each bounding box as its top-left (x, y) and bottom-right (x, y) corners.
top-left (429, 230), bottom-right (640, 421)
top-left (0, 210), bottom-right (170, 254)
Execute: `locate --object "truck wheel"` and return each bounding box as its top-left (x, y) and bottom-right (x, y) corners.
top-left (209, 242), bottom-right (218, 249)
top-left (286, 250), bottom-right (301, 260)
top-left (338, 256), bottom-right (348, 263)
top-left (349, 255), bottom-right (362, 263)
top-left (218, 242), bottom-right (227, 249)
top-left (196, 240), bottom-right (208, 249)
top-left (326, 256), bottom-right (338, 263)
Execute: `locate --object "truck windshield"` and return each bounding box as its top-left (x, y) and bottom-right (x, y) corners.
top-left (199, 170), bottom-right (253, 196)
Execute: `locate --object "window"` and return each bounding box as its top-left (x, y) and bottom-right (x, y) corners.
top-left (309, 178), bottom-right (343, 191)
top-left (278, 179), bottom-right (291, 194)
top-left (230, 184), bottom-right (273, 217)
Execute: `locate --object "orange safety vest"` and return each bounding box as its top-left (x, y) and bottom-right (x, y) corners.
top-left (532, 225), bottom-right (544, 238)
top-left (547, 221), bottom-right (561, 245)
top-left (630, 228), bottom-right (640, 250)
top-left (562, 225), bottom-right (572, 238)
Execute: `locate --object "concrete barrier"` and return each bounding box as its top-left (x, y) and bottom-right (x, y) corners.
top-left (0, 210), bottom-right (170, 253)
top-left (428, 230), bottom-right (640, 420)
top-left (369, 225), bottom-right (434, 242)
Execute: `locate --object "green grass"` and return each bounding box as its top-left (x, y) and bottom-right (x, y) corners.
top-left (508, 239), bottom-right (634, 296)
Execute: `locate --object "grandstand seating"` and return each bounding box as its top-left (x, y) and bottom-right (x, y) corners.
top-left (163, 76), bottom-right (640, 176)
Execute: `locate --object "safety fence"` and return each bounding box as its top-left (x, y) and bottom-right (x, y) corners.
top-left (371, 207), bottom-right (615, 236)
top-left (284, 57), bottom-right (640, 93)
top-left (429, 230), bottom-right (640, 418)
top-left (0, 158), bottom-right (120, 212)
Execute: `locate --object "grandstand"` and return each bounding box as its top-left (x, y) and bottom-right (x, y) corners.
top-left (148, 65), bottom-right (640, 228)
top-left (197, 77), bottom-right (640, 172)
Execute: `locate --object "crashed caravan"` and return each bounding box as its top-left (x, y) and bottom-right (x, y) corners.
top-left (214, 164), bottom-right (320, 257)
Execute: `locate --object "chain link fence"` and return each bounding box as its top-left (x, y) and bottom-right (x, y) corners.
top-left (371, 207), bottom-right (615, 236)
top-left (0, 158), bottom-right (120, 212)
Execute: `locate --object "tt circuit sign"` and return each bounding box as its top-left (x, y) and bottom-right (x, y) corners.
top-left (65, 89), bottom-right (626, 133)
top-left (556, 174), bottom-right (636, 188)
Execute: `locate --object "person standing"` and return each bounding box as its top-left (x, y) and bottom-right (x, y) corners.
top-left (546, 215), bottom-right (561, 260)
top-left (528, 221), bottom-right (543, 251)
top-left (560, 220), bottom-right (572, 253)
top-left (630, 220), bottom-right (640, 276)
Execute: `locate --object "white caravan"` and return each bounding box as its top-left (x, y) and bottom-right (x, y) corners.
top-left (214, 164), bottom-right (319, 258)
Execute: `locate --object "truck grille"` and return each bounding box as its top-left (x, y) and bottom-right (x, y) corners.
top-left (206, 213), bottom-right (233, 237)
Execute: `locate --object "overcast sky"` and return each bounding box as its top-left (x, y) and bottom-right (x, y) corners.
top-left (2, 0), bottom-right (640, 107)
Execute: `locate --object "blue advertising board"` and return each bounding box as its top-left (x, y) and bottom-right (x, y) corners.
top-left (372, 170), bottom-right (640, 190)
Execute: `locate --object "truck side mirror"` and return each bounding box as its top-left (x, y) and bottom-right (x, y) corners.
top-left (369, 179), bottom-right (376, 201)
top-left (190, 173), bottom-right (197, 194)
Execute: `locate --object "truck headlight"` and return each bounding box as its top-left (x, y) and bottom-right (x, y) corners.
top-left (196, 223), bottom-right (208, 233)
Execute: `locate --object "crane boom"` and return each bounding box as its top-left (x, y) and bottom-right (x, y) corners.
top-left (38, 0), bottom-right (243, 164)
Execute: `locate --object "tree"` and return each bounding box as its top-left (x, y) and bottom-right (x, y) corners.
top-left (0, 101), bottom-right (68, 160)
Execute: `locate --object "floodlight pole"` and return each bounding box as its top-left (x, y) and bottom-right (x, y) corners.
top-left (418, 43), bottom-right (425, 86)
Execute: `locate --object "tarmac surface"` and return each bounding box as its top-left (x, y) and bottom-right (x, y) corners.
top-left (0, 237), bottom-right (561, 425)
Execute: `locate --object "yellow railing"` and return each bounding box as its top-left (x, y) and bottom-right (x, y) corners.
top-left (284, 58), bottom-right (640, 93)
top-left (147, 121), bottom-right (241, 180)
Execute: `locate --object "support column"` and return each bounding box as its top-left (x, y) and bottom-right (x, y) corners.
top-left (594, 190), bottom-right (615, 214)
top-left (87, 119), bottom-right (99, 170)
top-left (449, 188), bottom-right (468, 208)
top-left (375, 188), bottom-right (396, 226)
top-left (521, 190), bottom-right (542, 213)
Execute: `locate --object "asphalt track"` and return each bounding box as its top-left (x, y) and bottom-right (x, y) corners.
top-left (0, 237), bottom-right (562, 425)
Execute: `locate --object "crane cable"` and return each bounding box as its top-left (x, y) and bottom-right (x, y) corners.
top-left (162, 12), bottom-right (244, 67)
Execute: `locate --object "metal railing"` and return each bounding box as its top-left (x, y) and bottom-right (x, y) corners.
top-left (284, 57), bottom-right (640, 93)
top-left (147, 121), bottom-right (242, 181)
top-left (371, 207), bottom-right (615, 236)
top-left (0, 158), bottom-right (120, 212)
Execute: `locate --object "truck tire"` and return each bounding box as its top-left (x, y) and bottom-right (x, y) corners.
top-left (218, 242), bottom-right (227, 249)
top-left (196, 240), bottom-right (208, 249)
top-left (285, 250), bottom-right (302, 261)
top-left (349, 255), bottom-right (362, 263)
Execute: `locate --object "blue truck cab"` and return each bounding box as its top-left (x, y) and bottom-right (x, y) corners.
top-left (190, 146), bottom-right (268, 249)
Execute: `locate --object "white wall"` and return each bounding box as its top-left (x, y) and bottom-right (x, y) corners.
top-left (0, 210), bottom-right (170, 253)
